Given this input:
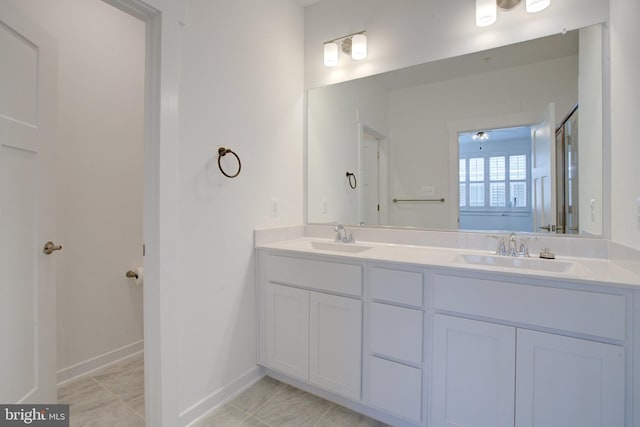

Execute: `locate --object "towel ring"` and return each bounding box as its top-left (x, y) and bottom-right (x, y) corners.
top-left (218, 147), bottom-right (241, 178)
top-left (346, 172), bottom-right (357, 189)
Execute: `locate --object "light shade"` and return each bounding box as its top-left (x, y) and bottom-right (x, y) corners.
top-left (323, 42), bottom-right (338, 67)
top-left (526, 0), bottom-right (550, 13)
top-left (351, 34), bottom-right (367, 60)
top-left (476, 0), bottom-right (497, 27)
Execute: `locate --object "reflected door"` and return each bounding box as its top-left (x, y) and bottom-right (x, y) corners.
top-left (531, 103), bottom-right (556, 233)
top-left (555, 107), bottom-right (579, 234)
top-left (0, 4), bottom-right (58, 403)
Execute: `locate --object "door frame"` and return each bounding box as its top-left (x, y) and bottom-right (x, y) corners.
top-left (100, 1), bottom-right (182, 426)
top-left (357, 123), bottom-right (387, 226)
top-left (447, 111), bottom-right (538, 230)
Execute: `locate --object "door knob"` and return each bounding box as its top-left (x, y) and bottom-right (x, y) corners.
top-left (43, 241), bottom-right (62, 255)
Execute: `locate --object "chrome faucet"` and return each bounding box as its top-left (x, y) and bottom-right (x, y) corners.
top-left (334, 224), bottom-right (355, 243)
top-left (495, 232), bottom-right (529, 257)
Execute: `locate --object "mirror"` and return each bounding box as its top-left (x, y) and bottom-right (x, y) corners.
top-left (307, 25), bottom-right (604, 236)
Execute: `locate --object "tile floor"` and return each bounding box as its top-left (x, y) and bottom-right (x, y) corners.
top-left (57, 352), bottom-right (145, 426)
top-left (58, 352), bottom-right (389, 426)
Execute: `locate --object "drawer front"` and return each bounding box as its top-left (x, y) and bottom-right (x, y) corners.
top-left (369, 356), bottom-right (422, 422)
top-left (370, 303), bottom-right (423, 364)
top-left (266, 254), bottom-right (362, 296)
top-left (433, 274), bottom-right (626, 341)
top-left (370, 267), bottom-right (423, 307)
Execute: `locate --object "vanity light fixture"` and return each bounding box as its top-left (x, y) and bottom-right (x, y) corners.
top-left (476, 0), bottom-right (550, 27)
top-left (525, 0), bottom-right (550, 13)
top-left (476, 0), bottom-right (497, 27)
top-left (323, 42), bottom-right (339, 67)
top-left (323, 31), bottom-right (367, 67)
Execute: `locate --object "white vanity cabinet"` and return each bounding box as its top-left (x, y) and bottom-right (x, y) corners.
top-left (257, 241), bottom-right (637, 427)
top-left (431, 273), bottom-right (627, 427)
top-left (367, 266), bottom-right (425, 424)
top-left (259, 252), bottom-right (363, 401)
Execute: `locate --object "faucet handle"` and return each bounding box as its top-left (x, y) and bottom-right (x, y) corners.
top-left (518, 237), bottom-right (530, 257)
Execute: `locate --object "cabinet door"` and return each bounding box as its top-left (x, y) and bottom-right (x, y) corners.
top-left (516, 329), bottom-right (625, 427)
top-left (309, 292), bottom-right (362, 400)
top-left (432, 314), bottom-right (516, 427)
top-left (265, 283), bottom-right (309, 380)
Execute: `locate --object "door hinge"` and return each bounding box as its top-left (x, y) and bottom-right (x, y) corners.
top-left (377, 204), bottom-right (380, 211)
top-left (143, 244), bottom-right (146, 257)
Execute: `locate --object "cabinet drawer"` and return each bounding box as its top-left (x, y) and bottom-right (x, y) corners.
top-left (433, 274), bottom-right (626, 340)
top-left (370, 303), bottom-right (422, 364)
top-left (370, 267), bottom-right (423, 307)
top-left (369, 356), bottom-right (422, 422)
top-left (266, 254), bottom-right (362, 296)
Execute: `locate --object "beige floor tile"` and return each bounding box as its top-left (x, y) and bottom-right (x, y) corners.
top-left (69, 400), bottom-right (144, 427)
top-left (128, 395), bottom-right (145, 419)
top-left (58, 377), bottom-right (102, 403)
top-left (229, 376), bottom-right (285, 415)
top-left (192, 404), bottom-right (248, 427)
top-left (315, 404), bottom-right (388, 427)
top-left (252, 385), bottom-right (332, 427)
top-left (92, 356), bottom-right (144, 404)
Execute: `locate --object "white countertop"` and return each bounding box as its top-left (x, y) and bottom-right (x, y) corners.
top-left (256, 237), bottom-right (640, 288)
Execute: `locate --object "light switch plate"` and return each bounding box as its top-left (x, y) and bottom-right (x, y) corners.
top-left (270, 198), bottom-right (279, 218)
top-left (421, 186), bottom-right (435, 195)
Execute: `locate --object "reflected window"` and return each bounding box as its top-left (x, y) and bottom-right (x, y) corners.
top-left (458, 127), bottom-right (532, 216)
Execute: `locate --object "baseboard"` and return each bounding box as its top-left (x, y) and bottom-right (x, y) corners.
top-left (57, 340), bottom-right (144, 385)
top-left (181, 365), bottom-right (265, 427)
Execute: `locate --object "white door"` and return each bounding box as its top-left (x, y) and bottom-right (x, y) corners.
top-left (265, 283), bottom-right (309, 381)
top-left (432, 314), bottom-right (516, 427)
top-left (516, 329), bottom-right (625, 427)
top-left (0, 4), bottom-right (58, 403)
top-left (531, 103), bottom-right (556, 233)
top-left (309, 291), bottom-right (361, 400)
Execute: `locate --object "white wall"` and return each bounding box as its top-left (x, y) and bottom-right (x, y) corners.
top-left (578, 25), bottom-right (603, 236)
top-left (304, 0), bottom-right (607, 89)
top-left (307, 77), bottom-right (387, 225)
top-left (388, 55), bottom-right (577, 229)
top-left (176, 0), bottom-right (304, 422)
top-left (7, 0), bottom-right (145, 376)
top-left (610, 0), bottom-right (640, 250)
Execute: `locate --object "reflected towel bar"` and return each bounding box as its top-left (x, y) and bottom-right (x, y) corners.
top-left (393, 198), bottom-right (445, 203)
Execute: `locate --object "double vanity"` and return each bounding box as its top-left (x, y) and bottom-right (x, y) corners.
top-left (255, 225), bottom-right (640, 427)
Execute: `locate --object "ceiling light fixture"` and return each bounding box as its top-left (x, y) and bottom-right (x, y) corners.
top-left (476, 0), bottom-right (550, 27)
top-left (472, 131), bottom-right (490, 141)
top-left (323, 31), bottom-right (367, 67)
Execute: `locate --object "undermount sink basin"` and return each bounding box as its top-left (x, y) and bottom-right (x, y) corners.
top-left (310, 241), bottom-right (373, 253)
top-left (454, 253), bottom-right (578, 273)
